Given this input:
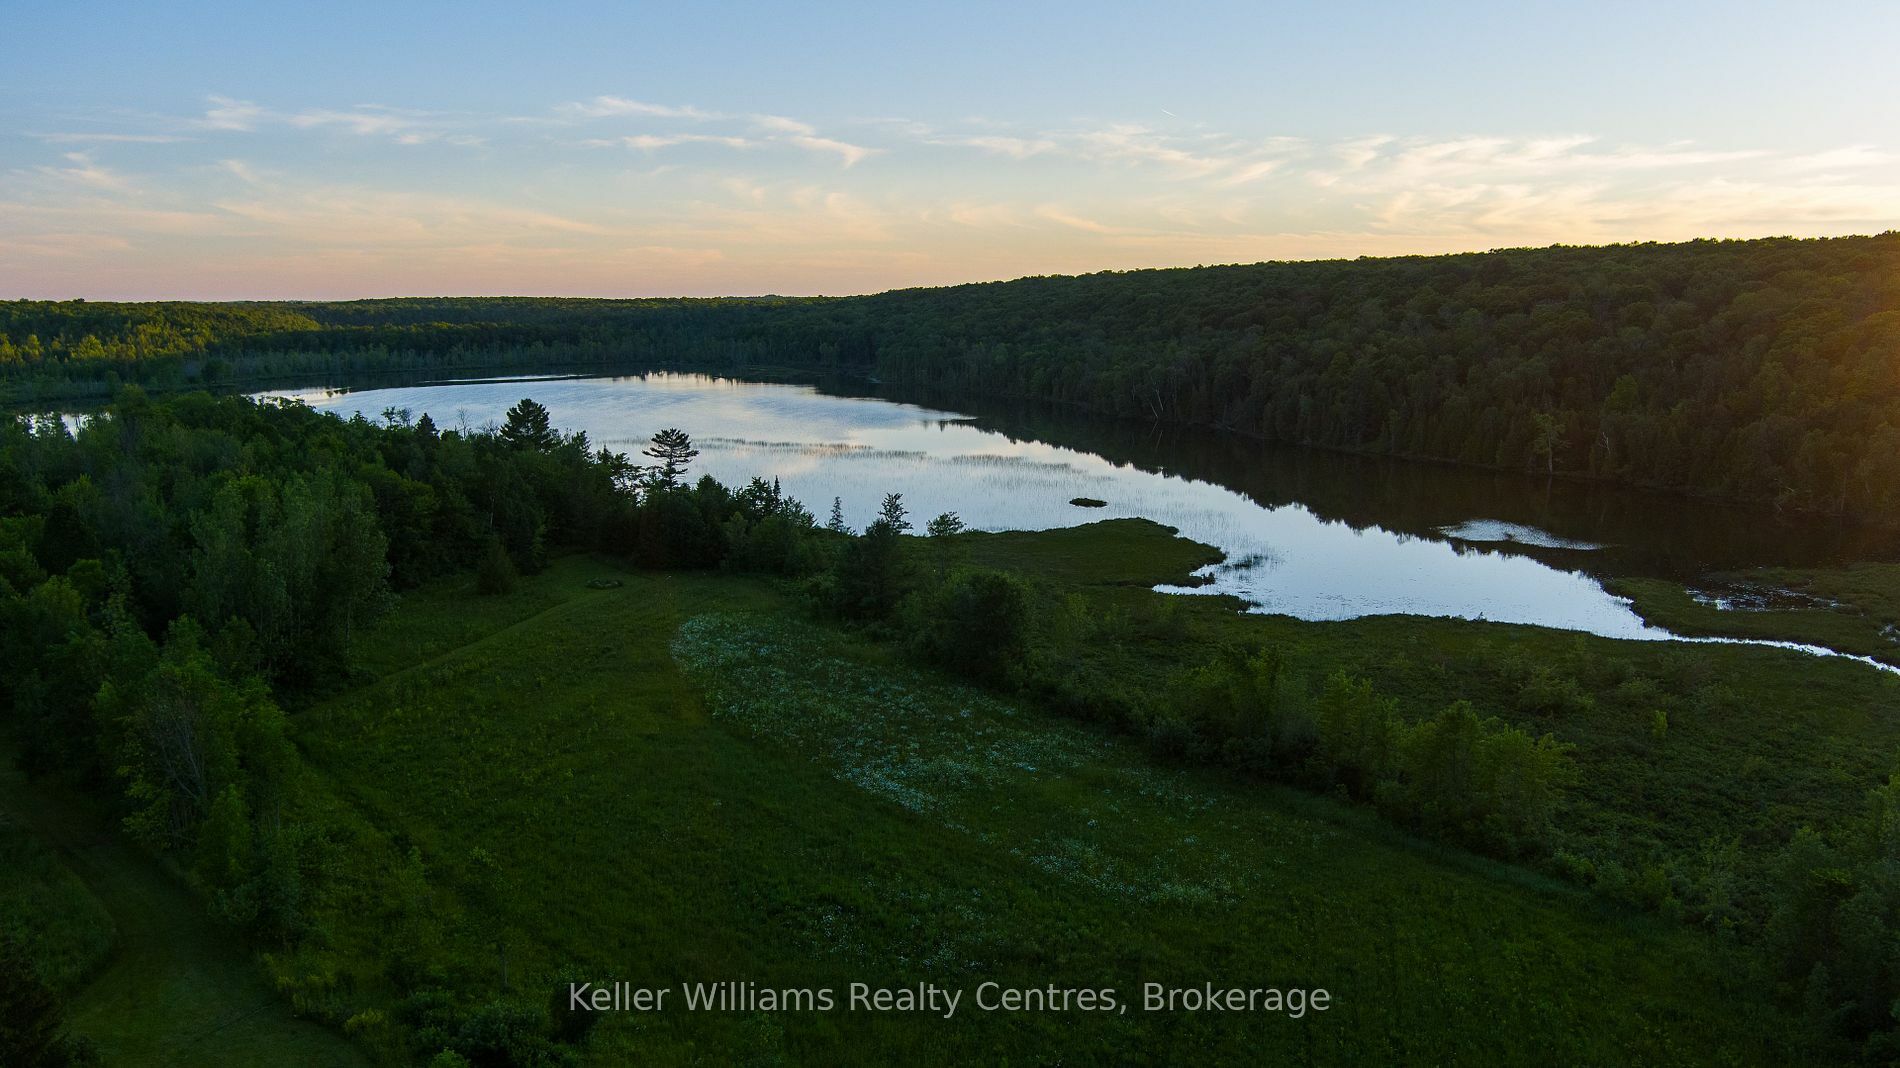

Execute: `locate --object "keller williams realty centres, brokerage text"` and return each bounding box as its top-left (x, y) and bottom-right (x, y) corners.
top-left (567, 981), bottom-right (1334, 1020)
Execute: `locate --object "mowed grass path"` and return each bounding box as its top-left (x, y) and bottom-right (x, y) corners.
top-left (0, 767), bottom-right (368, 1067)
top-left (294, 553), bottom-right (1806, 1065)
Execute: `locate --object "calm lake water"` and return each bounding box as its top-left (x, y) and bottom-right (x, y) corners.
top-left (262, 371), bottom-right (1898, 652)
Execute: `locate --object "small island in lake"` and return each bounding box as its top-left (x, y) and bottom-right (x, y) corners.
top-left (1070, 496), bottom-right (1108, 508)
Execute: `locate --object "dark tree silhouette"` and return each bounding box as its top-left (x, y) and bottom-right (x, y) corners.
top-left (499, 398), bottom-right (556, 451)
top-left (877, 492), bottom-right (910, 533)
top-left (643, 428), bottom-right (699, 487)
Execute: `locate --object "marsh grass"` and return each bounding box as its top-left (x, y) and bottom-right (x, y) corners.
top-left (1615, 566), bottom-right (1900, 667)
top-left (274, 548), bottom-right (1809, 1064)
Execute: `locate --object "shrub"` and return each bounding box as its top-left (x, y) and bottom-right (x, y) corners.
top-left (1394, 701), bottom-right (1575, 854)
top-left (909, 569), bottom-right (1032, 685)
top-left (0, 935), bottom-right (99, 1067)
top-left (1315, 671), bottom-right (1400, 795)
top-left (824, 520), bottom-right (910, 623)
top-left (475, 538), bottom-right (518, 595)
top-left (1514, 665), bottom-right (1595, 717)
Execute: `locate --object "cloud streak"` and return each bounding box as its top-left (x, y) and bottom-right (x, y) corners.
top-left (553, 97), bottom-right (880, 166)
top-left (5, 93), bottom-right (1898, 298)
top-left (181, 95), bottom-right (485, 146)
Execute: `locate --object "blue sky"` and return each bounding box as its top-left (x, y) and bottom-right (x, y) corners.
top-left (5, 1), bottom-right (1898, 298)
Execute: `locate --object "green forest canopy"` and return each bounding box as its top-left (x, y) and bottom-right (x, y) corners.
top-left (6, 232), bottom-right (1900, 520)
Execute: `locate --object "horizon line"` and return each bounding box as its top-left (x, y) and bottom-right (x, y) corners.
top-left (9, 230), bottom-right (1895, 305)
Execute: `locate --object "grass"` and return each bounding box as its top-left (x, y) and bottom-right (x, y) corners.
top-left (276, 545), bottom-right (1816, 1064)
top-left (1614, 565), bottom-right (1900, 667)
top-left (962, 517), bottom-right (1224, 587)
top-left (970, 523), bottom-right (1900, 927)
top-left (0, 763), bottom-right (368, 1066)
top-left (13, 520), bottom-right (1893, 1063)
top-left (0, 809), bottom-right (115, 991)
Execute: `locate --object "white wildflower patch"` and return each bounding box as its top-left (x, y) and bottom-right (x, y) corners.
top-left (672, 613), bottom-right (1262, 908)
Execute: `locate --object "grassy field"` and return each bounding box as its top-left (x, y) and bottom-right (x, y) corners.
top-left (12, 521), bottom-right (1897, 1063)
top-left (273, 544), bottom-right (1828, 1064)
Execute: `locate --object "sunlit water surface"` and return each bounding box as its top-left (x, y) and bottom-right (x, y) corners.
top-left (261, 373), bottom-right (1894, 669)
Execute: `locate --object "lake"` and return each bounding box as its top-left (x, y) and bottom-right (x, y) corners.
top-left (261, 371), bottom-right (1897, 654)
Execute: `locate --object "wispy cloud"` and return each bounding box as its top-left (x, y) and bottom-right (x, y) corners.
top-left (208, 187), bottom-right (612, 244)
top-left (606, 134), bottom-right (756, 151)
top-left (1324, 135), bottom-right (1771, 185)
top-left (288, 106), bottom-right (427, 137)
top-left (927, 134), bottom-right (1059, 159)
top-left (34, 132), bottom-right (191, 145)
top-left (911, 120), bottom-right (1302, 183)
top-left (198, 95), bottom-right (267, 131)
top-left (33, 152), bottom-right (133, 192)
top-left (1034, 205), bottom-right (1123, 234)
top-left (219, 159), bottom-right (267, 185)
top-left (555, 97), bottom-right (880, 167)
top-left (0, 231), bottom-right (137, 258)
top-left (1776, 145), bottom-right (1895, 174)
top-left (559, 96), bottom-right (725, 121)
top-left (1069, 124), bottom-right (1235, 177)
top-left (1212, 158), bottom-right (1285, 188)
top-left (751, 114), bottom-right (815, 135)
top-left (779, 134), bottom-right (877, 167)
top-left (187, 95), bottom-right (484, 146)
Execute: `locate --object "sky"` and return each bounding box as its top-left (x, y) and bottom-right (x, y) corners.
top-left (4, 0), bottom-right (1898, 299)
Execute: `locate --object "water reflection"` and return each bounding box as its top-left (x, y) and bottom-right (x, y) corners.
top-left (268, 371), bottom-right (1744, 641)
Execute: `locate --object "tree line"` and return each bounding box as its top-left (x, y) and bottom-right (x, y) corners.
top-left (8, 233), bottom-right (1900, 518)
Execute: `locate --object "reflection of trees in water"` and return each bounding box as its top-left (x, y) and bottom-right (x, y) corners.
top-left (857, 382), bottom-right (1899, 580)
top-left (1213, 550), bottom-right (1282, 575)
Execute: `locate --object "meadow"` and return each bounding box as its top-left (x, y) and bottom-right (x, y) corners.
top-left (246, 530), bottom-right (1850, 1064)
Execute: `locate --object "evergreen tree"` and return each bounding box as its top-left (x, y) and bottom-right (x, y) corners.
top-left (643, 428), bottom-right (698, 487)
top-left (877, 492), bottom-right (911, 533)
top-left (499, 399), bottom-right (557, 451)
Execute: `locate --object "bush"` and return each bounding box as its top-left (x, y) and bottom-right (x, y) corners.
top-left (1513, 665), bottom-right (1595, 717)
top-left (1394, 701), bottom-right (1575, 854)
top-left (1768, 775), bottom-right (1900, 1056)
top-left (0, 936), bottom-right (99, 1067)
top-left (1315, 671), bottom-right (1400, 794)
top-left (450, 1000), bottom-right (574, 1068)
top-left (824, 521), bottom-right (910, 623)
top-left (1173, 645), bottom-right (1305, 769)
top-left (475, 538), bottom-right (518, 596)
top-left (546, 967), bottom-right (598, 1046)
top-left (633, 481), bottom-right (731, 569)
top-left (909, 568), bottom-right (1032, 685)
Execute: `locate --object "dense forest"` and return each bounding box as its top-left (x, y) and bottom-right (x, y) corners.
top-left (5, 233), bottom-right (1900, 520)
